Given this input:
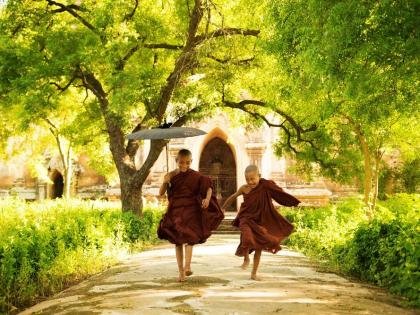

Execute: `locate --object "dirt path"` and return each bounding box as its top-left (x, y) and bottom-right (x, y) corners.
top-left (20, 235), bottom-right (418, 315)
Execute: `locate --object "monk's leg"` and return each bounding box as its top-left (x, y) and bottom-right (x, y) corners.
top-left (241, 250), bottom-right (250, 269)
top-left (251, 249), bottom-right (262, 281)
top-left (238, 224), bottom-right (253, 269)
top-left (175, 244), bottom-right (185, 282)
top-left (185, 244), bottom-right (193, 276)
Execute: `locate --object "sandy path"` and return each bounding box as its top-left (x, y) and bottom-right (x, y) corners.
top-left (20, 235), bottom-right (418, 315)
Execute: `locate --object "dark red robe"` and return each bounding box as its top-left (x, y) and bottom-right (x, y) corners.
top-left (233, 178), bottom-right (300, 256)
top-left (157, 169), bottom-right (224, 245)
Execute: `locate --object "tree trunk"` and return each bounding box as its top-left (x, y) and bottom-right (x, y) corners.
top-left (371, 149), bottom-right (383, 211)
top-left (345, 116), bottom-right (373, 207)
top-left (358, 131), bottom-right (373, 206)
top-left (63, 147), bottom-right (72, 199)
top-left (371, 167), bottom-right (379, 211)
top-left (120, 178), bottom-right (143, 215)
top-left (77, 0), bottom-right (212, 215)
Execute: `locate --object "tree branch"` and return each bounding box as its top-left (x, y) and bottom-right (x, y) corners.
top-left (130, 2), bottom-right (261, 177)
top-left (116, 44), bottom-right (141, 71)
top-left (195, 27), bottom-right (260, 44)
top-left (171, 104), bottom-right (208, 127)
top-left (126, 123), bottom-right (142, 159)
top-left (42, 117), bottom-right (68, 170)
top-left (50, 4), bottom-right (87, 13)
top-left (143, 43), bottom-right (184, 50)
top-left (206, 54), bottom-right (255, 65)
top-left (223, 99), bottom-right (320, 154)
top-left (116, 42), bottom-right (184, 71)
top-left (43, 117), bottom-right (58, 131)
top-left (50, 75), bottom-right (77, 93)
top-left (76, 66), bottom-right (133, 174)
top-left (132, 139), bottom-right (167, 184)
top-left (153, 0), bottom-right (204, 122)
top-left (224, 99), bottom-right (316, 134)
top-left (123, 0), bottom-right (139, 21)
top-left (46, 0), bottom-right (104, 42)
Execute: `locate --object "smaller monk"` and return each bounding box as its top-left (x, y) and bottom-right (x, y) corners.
top-left (158, 149), bottom-right (224, 282)
top-left (222, 165), bottom-right (300, 280)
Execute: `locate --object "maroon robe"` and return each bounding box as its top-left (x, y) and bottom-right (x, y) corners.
top-left (233, 178), bottom-right (300, 256)
top-left (157, 169), bottom-right (224, 245)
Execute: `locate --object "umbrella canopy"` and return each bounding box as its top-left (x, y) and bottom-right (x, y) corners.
top-left (127, 127), bottom-right (206, 140)
top-left (127, 126), bottom-right (207, 172)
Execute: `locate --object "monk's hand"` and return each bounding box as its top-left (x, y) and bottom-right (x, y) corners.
top-left (163, 173), bottom-right (171, 184)
top-left (201, 198), bottom-right (210, 209)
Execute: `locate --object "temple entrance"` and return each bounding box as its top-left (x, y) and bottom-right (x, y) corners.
top-left (199, 137), bottom-right (237, 211)
top-left (50, 170), bottom-right (64, 199)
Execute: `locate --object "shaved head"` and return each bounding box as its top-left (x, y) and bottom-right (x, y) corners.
top-left (176, 149), bottom-right (192, 159)
top-left (245, 164), bottom-right (259, 174)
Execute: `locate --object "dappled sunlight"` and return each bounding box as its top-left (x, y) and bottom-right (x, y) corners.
top-left (130, 243), bottom-right (238, 259)
top-left (202, 289), bottom-right (288, 298)
top-left (89, 284), bottom-right (130, 293)
top-left (194, 244), bottom-right (237, 255)
top-left (277, 249), bottom-right (306, 258)
top-left (18, 235), bottom-right (416, 315)
top-left (106, 289), bottom-right (191, 299)
top-left (131, 248), bottom-right (175, 258)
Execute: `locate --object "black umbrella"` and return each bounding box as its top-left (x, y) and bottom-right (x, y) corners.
top-left (127, 126), bottom-right (207, 171)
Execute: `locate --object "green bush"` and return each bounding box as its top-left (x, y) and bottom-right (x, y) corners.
top-left (282, 194), bottom-right (420, 307)
top-left (0, 198), bottom-right (164, 313)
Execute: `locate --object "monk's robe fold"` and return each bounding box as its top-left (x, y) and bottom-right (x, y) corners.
top-left (157, 169), bottom-right (224, 245)
top-left (232, 178), bottom-right (300, 256)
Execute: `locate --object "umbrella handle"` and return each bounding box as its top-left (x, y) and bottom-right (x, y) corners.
top-left (166, 142), bottom-right (169, 172)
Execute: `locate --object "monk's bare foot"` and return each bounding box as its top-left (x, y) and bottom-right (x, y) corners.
top-left (178, 272), bottom-right (186, 282)
top-left (241, 259), bottom-right (250, 270)
top-left (251, 273), bottom-right (262, 281)
top-left (185, 269), bottom-right (193, 276)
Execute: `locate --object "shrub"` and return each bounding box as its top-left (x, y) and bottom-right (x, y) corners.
top-left (0, 198), bottom-right (164, 313)
top-left (282, 194), bottom-right (420, 307)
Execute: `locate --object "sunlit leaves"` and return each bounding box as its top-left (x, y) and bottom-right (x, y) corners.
top-left (266, 0), bottom-right (418, 189)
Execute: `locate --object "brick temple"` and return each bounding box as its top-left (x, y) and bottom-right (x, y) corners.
top-left (0, 113), bottom-right (355, 209)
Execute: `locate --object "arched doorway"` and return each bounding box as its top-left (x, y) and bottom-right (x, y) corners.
top-left (50, 170), bottom-right (64, 199)
top-left (199, 137), bottom-right (237, 211)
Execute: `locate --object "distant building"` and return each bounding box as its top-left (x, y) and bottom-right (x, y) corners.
top-left (0, 114), bottom-right (355, 209)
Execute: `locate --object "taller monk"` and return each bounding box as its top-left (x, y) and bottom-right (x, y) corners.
top-left (222, 165), bottom-right (300, 280)
top-left (158, 149), bottom-right (224, 282)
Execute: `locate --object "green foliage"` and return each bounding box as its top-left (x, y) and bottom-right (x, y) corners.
top-left (400, 158), bottom-right (420, 193)
top-left (0, 0), bottom-right (261, 131)
top-left (0, 198), bottom-right (164, 312)
top-left (0, 0), bottom-right (263, 212)
top-left (282, 194), bottom-right (420, 306)
top-left (266, 0), bottom-right (419, 193)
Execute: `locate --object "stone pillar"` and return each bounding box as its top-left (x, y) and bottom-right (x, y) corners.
top-left (72, 163), bottom-right (81, 197)
top-left (270, 157), bottom-right (287, 186)
top-left (245, 143), bottom-right (266, 171)
top-left (36, 181), bottom-right (47, 200)
top-left (169, 148), bottom-right (178, 171)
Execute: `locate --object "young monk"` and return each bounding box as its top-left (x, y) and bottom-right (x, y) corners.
top-left (158, 149), bottom-right (224, 282)
top-left (221, 165), bottom-right (300, 280)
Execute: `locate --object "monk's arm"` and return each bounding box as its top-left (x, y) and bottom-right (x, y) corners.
top-left (159, 183), bottom-right (169, 197)
top-left (221, 187), bottom-right (243, 211)
top-left (159, 173), bottom-right (172, 197)
top-left (201, 187), bottom-right (213, 209)
top-left (267, 180), bottom-right (300, 207)
top-left (205, 187), bottom-right (212, 201)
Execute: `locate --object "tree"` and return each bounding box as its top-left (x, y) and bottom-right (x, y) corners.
top-left (0, 0), bottom-right (260, 214)
top-left (262, 0), bottom-right (419, 211)
top-left (0, 85), bottom-right (114, 199)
